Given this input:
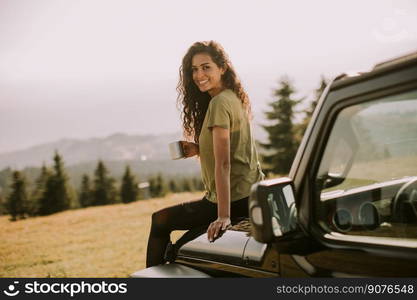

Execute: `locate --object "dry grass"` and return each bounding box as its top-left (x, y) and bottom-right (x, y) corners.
top-left (0, 192), bottom-right (204, 278)
top-left (348, 155), bottom-right (417, 182)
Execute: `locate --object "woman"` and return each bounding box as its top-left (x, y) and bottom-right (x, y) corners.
top-left (146, 41), bottom-right (263, 267)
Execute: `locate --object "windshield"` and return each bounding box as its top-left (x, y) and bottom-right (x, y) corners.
top-left (314, 89), bottom-right (417, 240)
top-left (317, 90), bottom-right (417, 196)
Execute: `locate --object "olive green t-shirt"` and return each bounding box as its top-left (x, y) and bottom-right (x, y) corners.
top-left (199, 89), bottom-right (264, 203)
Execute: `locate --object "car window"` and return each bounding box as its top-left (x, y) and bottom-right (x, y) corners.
top-left (315, 89), bottom-right (417, 241)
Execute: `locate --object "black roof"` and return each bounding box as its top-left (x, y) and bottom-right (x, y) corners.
top-left (331, 50), bottom-right (417, 90)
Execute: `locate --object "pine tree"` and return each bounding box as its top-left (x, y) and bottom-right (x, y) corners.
top-left (38, 152), bottom-right (72, 215)
top-left (148, 177), bottom-right (157, 198)
top-left (182, 178), bottom-right (192, 192)
top-left (260, 78), bottom-right (301, 176)
top-left (192, 177), bottom-right (204, 191)
top-left (120, 166), bottom-right (138, 203)
top-left (92, 160), bottom-right (117, 206)
top-left (7, 171), bottom-right (28, 221)
top-left (168, 179), bottom-right (178, 193)
top-left (29, 164), bottom-right (50, 216)
top-left (38, 177), bottom-right (54, 215)
top-left (155, 173), bottom-right (166, 197)
top-left (0, 193), bottom-right (3, 213)
top-left (79, 174), bottom-right (93, 207)
top-left (0, 194), bottom-right (5, 216)
top-left (0, 167), bottom-right (13, 212)
top-left (52, 151), bottom-right (72, 212)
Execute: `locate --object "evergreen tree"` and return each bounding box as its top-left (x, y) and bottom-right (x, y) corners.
top-left (38, 152), bottom-right (72, 215)
top-left (148, 177), bottom-right (157, 198)
top-left (260, 78), bottom-right (301, 176)
top-left (182, 178), bottom-right (192, 192)
top-left (38, 177), bottom-right (55, 215)
top-left (168, 179), bottom-right (178, 193)
top-left (154, 173), bottom-right (166, 197)
top-left (29, 164), bottom-right (50, 216)
top-left (7, 171), bottom-right (28, 221)
top-left (192, 177), bottom-right (204, 191)
top-left (120, 166), bottom-right (138, 203)
top-left (92, 160), bottom-right (117, 206)
top-left (53, 152), bottom-right (72, 211)
top-left (0, 167), bottom-right (13, 214)
top-left (79, 174), bottom-right (93, 207)
top-left (0, 193), bottom-right (5, 216)
top-left (147, 174), bottom-right (167, 197)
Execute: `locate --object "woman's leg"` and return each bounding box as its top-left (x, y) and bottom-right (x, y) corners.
top-left (146, 196), bottom-right (250, 267)
top-left (230, 197), bottom-right (249, 221)
top-left (146, 197), bottom-right (217, 267)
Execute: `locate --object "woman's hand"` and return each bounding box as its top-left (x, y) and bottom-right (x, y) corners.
top-left (179, 141), bottom-right (199, 158)
top-left (207, 217), bottom-right (231, 242)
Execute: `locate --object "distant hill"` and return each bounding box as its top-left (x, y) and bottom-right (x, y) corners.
top-left (0, 121), bottom-right (267, 171)
top-left (0, 126), bottom-right (267, 198)
top-left (0, 132), bottom-right (204, 197)
top-left (0, 132), bottom-right (186, 170)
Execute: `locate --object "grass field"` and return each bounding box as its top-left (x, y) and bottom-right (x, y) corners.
top-left (0, 192), bottom-right (204, 278)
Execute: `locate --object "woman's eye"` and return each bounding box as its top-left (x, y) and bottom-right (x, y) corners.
top-left (203, 65), bottom-right (210, 70)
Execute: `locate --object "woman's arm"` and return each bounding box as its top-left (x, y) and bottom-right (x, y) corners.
top-left (207, 126), bottom-right (231, 242)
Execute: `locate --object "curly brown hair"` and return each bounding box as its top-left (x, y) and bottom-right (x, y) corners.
top-left (176, 41), bottom-right (251, 143)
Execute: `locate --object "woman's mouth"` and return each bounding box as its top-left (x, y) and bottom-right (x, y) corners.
top-left (198, 80), bottom-right (209, 87)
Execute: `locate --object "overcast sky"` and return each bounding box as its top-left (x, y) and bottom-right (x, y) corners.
top-left (1, 0), bottom-right (416, 153)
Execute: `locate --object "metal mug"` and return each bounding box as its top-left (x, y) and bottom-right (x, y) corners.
top-left (168, 141), bottom-right (185, 160)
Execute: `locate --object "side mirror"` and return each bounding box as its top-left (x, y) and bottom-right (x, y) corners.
top-left (249, 177), bottom-right (297, 243)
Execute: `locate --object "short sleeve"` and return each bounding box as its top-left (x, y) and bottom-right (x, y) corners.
top-left (206, 96), bottom-right (231, 129)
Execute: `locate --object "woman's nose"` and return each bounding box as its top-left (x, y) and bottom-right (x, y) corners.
top-left (194, 69), bottom-right (205, 79)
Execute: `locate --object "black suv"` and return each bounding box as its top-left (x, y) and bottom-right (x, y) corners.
top-left (133, 51), bottom-right (417, 277)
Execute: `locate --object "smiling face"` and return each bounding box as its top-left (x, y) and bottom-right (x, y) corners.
top-left (192, 53), bottom-right (225, 97)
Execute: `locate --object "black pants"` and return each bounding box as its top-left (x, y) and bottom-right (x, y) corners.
top-left (146, 196), bottom-right (249, 267)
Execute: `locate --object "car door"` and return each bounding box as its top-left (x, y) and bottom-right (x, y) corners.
top-left (290, 71), bottom-right (417, 277)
